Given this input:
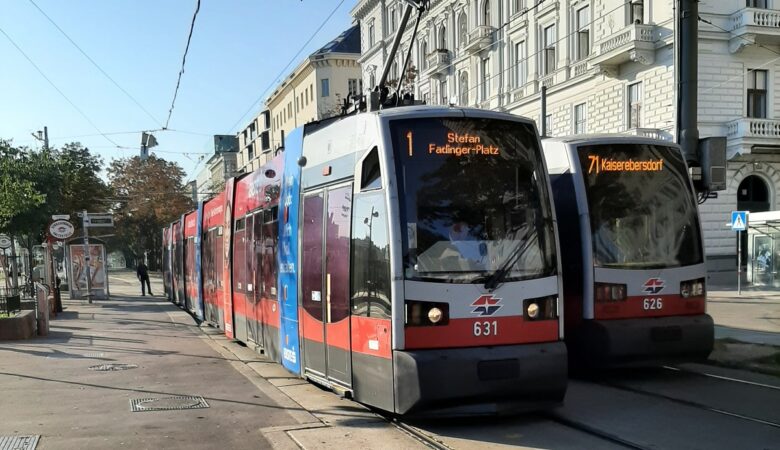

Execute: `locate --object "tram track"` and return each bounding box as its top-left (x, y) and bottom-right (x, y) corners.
top-left (596, 378), bottom-right (780, 430)
top-left (387, 418), bottom-right (453, 450)
top-left (663, 364), bottom-right (780, 391)
top-left (543, 412), bottom-right (654, 450)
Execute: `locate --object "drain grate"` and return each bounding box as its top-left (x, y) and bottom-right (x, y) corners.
top-left (130, 395), bottom-right (209, 412)
top-left (89, 363), bottom-right (138, 371)
top-left (0, 435), bottom-right (39, 450)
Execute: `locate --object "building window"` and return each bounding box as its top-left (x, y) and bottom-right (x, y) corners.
top-left (321, 78), bottom-right (330, 97)
top-left (513, 0), bottom-right (525, 13)
top-left (458, 12), bottom-right (468, 47)
top-left (421, 39), bottom-right (428, 69)
top-left (630, 0), bottom-right (644, 24)
top-left (460, 71), bottom-right (469, 105)
top-left (368, 21), bottom-right (375, 47)
top-left (543, 24), bottom-right (556, 75)
top-left (628, 82), bottom-right (642, 128)
top-left (545, 114), bottom-right (553, 136)
top-left (576, 6), bottom-right (590, 60)
top-left (574, 103), bottom-right (587, 134)
top-left (748, 0), bottom-right (768, 7)
top-left (747, 69), bottom-right (768, 118)
top-left (483, 0), bottom-right (491, 26)
top-left (349, 78), bottom-right (360, 99)
top-left (514, 41), bottom-right (526, 88)
top-left (389, 5), bottom-right (397, 32)
top-left (481, 57), bottom-right (490, 101)
top-left (440, 80), bottom-right (448, 104)
top-left (438, 25), bottom-right (447, 49)
top-left (247, 142), bottom-right (254, 161)
top-left (369, 72), bottom-right (376, 88)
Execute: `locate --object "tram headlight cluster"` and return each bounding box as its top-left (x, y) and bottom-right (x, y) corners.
top-left (523, 296), bottom-right (558, 321)
top-left (405, 300), bottom-right (449, 326)
top-left (680, 278), bottom-right (705, 298)
top-left (594, 283), bottom-right (627, 302)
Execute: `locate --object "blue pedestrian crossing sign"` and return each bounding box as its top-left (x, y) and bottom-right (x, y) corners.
top-left (731, 211), bottom-right (748, 231)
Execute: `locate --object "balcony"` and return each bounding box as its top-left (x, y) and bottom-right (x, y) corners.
top-left (424, 49), bottom-right (451, 78)
top-left (569, 60), bottom-right (590, 79)
top-left (590, 24), bottom-right (656, 77)
top-left (730, 7), bottom-right (780, 53)
top-left (727, 117), bottom-right (780, 155)
top-left (625, 127), bottom-right (672, 141)
top-left (463, 26), bottom-right (496, 55)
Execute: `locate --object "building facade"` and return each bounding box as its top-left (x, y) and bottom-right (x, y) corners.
top-left (352, 0), bottom-right (780, 279)
top-left (237, 25), bottom-right (363, 173)
top-left (194, 135), bottom-right (239, 202)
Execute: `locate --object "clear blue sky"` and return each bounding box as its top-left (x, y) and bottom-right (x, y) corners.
top-left (0, 0), bottom-right (354, 182)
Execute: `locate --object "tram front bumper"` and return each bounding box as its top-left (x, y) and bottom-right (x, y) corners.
top-left (393, 341), bottom-right (567, 417)
top-left (570, 314), bottom-right (714, 367)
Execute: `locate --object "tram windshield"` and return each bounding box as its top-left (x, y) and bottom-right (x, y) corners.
top-left (577, 143), bottom-right (703, 269)
top-left (390, 117), bottom-right (556, 283)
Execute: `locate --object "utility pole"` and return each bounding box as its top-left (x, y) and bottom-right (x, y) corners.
top-left (81, 210), bottom-right (93, 303)
top-left (677, 0), bottom-right (699, 165)
top-left (31, 126), bottom-right (49, 151)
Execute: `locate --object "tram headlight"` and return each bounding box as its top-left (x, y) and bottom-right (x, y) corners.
top-left (523, 296), bottom-right (558, 321)
top-left (428, 307), bottom-right (443, 323)
top-left (526, 303), bottom-right (540, 319)
top-left (405, 300), bottom-right (449, 326)
top-left (680, 278), bottom-right (706, 299)
top-left (594, 283), bottom-right (627, 302)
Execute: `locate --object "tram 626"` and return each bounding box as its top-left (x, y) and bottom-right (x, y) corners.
top-left (167, 106), bottom-right (568, 416)
top-left (542, 135), bottom-right (714, 367)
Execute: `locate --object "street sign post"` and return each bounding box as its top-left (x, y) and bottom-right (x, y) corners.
top-left (85, 214), bottom-right (114, 228)
top-left (731, 211), bottom-right (749, 295)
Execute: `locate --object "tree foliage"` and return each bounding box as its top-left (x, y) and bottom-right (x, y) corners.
top-left (108, 155), bottom-right (193, 268)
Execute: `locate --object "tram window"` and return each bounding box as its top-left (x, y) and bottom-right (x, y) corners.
top-left (351, 191), bottom-right (392, 319)
top-left (361, 147), bottom-right (382, 191)
top-left (263, 207), bottom-right (278, 298)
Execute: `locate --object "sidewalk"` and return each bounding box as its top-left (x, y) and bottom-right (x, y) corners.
top-left (0, 271), bottom-right (424, 450)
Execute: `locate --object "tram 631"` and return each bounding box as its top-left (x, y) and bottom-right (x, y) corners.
top-left (167, 106), bottom-right (568, 416)
top-left (542, 135), bottom-right (714, 367)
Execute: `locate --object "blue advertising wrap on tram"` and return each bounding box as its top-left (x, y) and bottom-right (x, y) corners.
top-left (278, 127), bottom-right (303, 375)
top-left (194, 200), bottom-right (205, 321)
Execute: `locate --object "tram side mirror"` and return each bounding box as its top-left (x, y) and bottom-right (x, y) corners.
top-left (298, 156), bottom-right (307, 167)
top-left (698, 137), bottom-right (727, 192)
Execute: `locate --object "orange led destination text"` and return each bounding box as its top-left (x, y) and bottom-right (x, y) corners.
top-left (427, 132), bottom-right (500, 157)
top-left (587, 155), bottom-right (664, 174)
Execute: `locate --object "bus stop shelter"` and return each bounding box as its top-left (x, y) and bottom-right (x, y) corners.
top-left (746, 211), bottom-right (780, 287)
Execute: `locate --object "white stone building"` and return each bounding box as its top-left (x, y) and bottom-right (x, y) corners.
top-left (352, 0), bottom-right (780, 280)
top-left (237, 25), bottom-right (363, 173)
top-left (193, 135), bottom-right (239, 202)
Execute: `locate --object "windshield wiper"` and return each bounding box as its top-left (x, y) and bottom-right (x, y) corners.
top-left (483, 227), bottom-right (538, 291)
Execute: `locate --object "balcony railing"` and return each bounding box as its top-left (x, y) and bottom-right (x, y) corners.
top-left (569, 60), bottom-right (589, 79)
top-left (626, 127), bottom-right (671, 141)
top-left (424, 49), bottom-right (451, 77)
top-left (727, 117), bottom-right (780, 138)
top-left (590, 23), bottom-right (656, 76)
top-left (730, 7), bottom-right (780, 52)
top-left (463, 26), bottom-right (496, 55)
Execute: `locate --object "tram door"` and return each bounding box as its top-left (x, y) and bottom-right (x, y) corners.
top-left (246, 212), bottom-right (263, 347)
top-left (301, 185), bottom-right (353, 387)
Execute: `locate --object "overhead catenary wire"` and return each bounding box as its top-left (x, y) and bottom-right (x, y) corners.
top-left (164, 0), bottom-right (201, 130)
top-left (227, 0), bottom-right (348, 132)
top-left (28, 0), bottom-right (164, 128)
top-left (0, 25), bottom-right (126, 150)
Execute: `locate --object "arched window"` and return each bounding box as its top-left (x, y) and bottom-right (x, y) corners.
top-left (438, 25), bottom-right (447, 49)
top-left (738, 175), bottom-right (771, 267)
top-left (483, 0), bottom-right (491, 26)
top-left (421, 39), bottom-right (429, 69)
top-left (458, 12), bottom-right (468, 47)
top-left (459, 71), bottom-right (469, 105)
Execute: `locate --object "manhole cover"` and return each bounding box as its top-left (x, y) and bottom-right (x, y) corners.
top-left (0, 435), bottom-right (39, 450)
top-left (130, 396), bottom-right (209, 412)
top-left (89, 363), bottom-right (138, 371)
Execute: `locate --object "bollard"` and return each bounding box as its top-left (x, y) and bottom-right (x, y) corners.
top-left (36, 286), bottom-right (49, 336)
top-left (48, 294), bottom-right (56, 318)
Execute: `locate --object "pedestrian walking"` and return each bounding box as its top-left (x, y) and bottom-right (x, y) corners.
top-left (137, 262), bottom-right (153, 296)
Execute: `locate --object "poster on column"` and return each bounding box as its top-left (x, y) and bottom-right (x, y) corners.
top-left (68, 243), bottom-right (109, 299)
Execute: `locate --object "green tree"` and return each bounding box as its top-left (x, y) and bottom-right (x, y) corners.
top-left (55, 143), bottom-right (110, 215)
top-left (108, 155), bottom-right (192, 269)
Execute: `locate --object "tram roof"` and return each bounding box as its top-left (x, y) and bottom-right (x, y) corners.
top-left (543, 134), bottom-right (680, 147)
